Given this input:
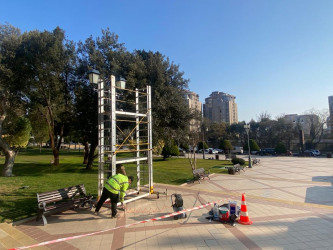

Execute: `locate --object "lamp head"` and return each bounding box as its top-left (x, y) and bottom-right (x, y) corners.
top-left (116, 76), bottom-right (126, 89)
top-left (87, 69), bottom-right (100, 84)
top-left (244, 124), bottom-right (250, 132)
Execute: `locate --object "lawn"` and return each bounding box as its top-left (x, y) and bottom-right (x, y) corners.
top-left (0, 148), bottom-right (232, 223)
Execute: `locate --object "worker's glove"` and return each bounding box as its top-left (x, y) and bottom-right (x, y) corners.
top-left (121, 202), bottom-right (126, 211)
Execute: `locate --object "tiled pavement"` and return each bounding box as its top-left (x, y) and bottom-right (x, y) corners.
top-left (1, 156), bottom-right (333, 250)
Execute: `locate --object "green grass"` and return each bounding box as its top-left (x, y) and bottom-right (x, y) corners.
top-left (0, 149), bottom-right (231, 223)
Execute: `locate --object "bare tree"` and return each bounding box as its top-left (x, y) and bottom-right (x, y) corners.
top-left (303, 108), bottom-right (329, 148)
top-left (187, 131), bottom-right (199, 171)
top-left (257, 111), bottom-right (272, 122)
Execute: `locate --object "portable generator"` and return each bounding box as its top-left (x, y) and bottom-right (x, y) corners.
top-left (215, 202), bottom-right (240, 226)
top-left (218, 206), bottom-right (230, 222)
top-left (171, 193), bottom-right (187, 220)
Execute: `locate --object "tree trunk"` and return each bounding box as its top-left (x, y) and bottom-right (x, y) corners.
top-left (86, 143), bottom-right (97, 170)
top-left (2, 149), bottom-right (16, 176)
top-left (52, 148), bottom-right (60, 165)
top-left (0, 100), bottom-right (16, 177)
top-left (83, 142), bottom-right (89, 164)
top-left (51, 138), bottom-right (60, 165)
top-left (0, 129), bottom-right (15, 176)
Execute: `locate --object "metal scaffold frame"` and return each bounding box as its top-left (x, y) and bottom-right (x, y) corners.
top-left (97, 75), bottom-right (153, 204)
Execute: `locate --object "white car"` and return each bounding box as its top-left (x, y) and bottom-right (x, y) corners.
top-left (304, 149), bottom-right (320, 156)
top-left (208, 148), bottom-right (218, 154)
top-left (231, 146), bottom-right (243, 154)
top-left (214, 148), bottom-right (224, 154)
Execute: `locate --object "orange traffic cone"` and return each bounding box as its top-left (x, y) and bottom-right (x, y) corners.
top-left (238, 193), bottom-right (253, 225)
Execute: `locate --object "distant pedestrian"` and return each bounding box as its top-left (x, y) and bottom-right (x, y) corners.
top-left (94, 172), bottom-right (133, 218)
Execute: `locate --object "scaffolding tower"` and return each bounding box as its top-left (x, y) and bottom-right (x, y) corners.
top-left (97, 75), bottom-right (153, 203)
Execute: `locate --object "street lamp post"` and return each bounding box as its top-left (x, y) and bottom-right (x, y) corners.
top-left (88, 69), bottom-right (127, 194)
top-left (244, 124), bottom-right (252, 168)
top-left (203, 130), bottom-right (205, 160)
top-left (202, 127), bottom-right (208, 159)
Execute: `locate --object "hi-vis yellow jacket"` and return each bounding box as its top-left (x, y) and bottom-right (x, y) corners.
top-left (105, 174), bottom-right (129, 202)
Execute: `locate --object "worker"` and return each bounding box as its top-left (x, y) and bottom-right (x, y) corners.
top-left (94, 171), bottom-right (133, 218)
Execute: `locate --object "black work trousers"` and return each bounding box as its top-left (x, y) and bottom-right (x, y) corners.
top-left (95, 187), bottom-right (119, 217)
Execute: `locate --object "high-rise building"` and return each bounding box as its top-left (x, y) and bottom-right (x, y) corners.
top-left (185, 91), bottom-right (202, 132)
top-left (203, 91), bottom-right (238, 124)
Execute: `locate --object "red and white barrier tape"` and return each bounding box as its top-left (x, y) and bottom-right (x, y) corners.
top-left (9, 199), bottom-right (224, 250)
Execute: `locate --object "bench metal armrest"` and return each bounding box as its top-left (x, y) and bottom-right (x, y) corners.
top-left (38, 201), bottom-right (47, 210)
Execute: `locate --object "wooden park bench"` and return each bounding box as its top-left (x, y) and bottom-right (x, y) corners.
top-left (36, 184), bottom-right (93, 225)
top-left (192, 168), bottom-right (210, 183)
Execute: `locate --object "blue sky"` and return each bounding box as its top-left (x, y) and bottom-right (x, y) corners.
top-left (2, 0), bottom-right (333, 122)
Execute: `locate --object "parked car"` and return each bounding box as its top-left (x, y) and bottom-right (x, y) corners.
top-left (208, 148), bottom-right (218, 154)
top-left (198, 149), bottom-right (209, 154)
top-left (311, 149), bottom-right (320, 156)
top-left (286, 150), bottom-right (293, 156)
top-left (257, 148), bottom-right (276, 156)
top-left (231, 146), bottom-right (243, 154)
top-left (178, 147), bottom-right (186, 152)
top-left (304, 149), bottom-right (320, 156)
top-left (214, 148), bottom-right (224, 154)
top-left (293, 152), bottom-right (300, 157)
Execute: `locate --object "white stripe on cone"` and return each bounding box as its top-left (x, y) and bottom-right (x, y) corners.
top-left (240, 211), bottom-right (248, 216)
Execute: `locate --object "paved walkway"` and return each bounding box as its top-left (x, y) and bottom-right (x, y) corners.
top-left (1, 157), bottom-right (333, 250)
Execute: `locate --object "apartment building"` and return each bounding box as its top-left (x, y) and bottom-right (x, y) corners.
top-left (283, 114), bottom-right (319, 135)
top-left (185, 91), bottom-right (202, 132)
top-left (203, 91), bottom-right (238, 124)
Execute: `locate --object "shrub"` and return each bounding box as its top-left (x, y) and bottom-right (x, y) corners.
top-left (162, 144), bottom-right (179, 159)
top-left (231, 157), bottom-right (245, 165)
top-left (243, 139), bottom-right (260, 152)
top-left (220, 139), bottom-right (232, 154)
top-left (275, 142), bottom-right (287, 155)
top-left (170, 145), bottom-right (179, 156)
top-left (198, 141), bottom-right (208, 150)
